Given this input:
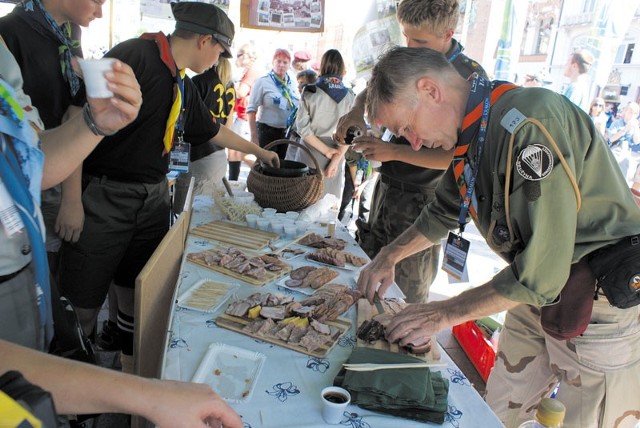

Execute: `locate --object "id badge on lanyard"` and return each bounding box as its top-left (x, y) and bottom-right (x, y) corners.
top-left (442, 232), bottom-right (470, 280)
top-left (0, 180), bottom-right (25, 238)
top-left (169, 132), bottom-right (190, 173)
top-left (441, 91), bottom-right (491, 279)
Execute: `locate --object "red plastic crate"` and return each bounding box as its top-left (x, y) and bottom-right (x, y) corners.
top-left (452, 321), bottom-right (497, 382)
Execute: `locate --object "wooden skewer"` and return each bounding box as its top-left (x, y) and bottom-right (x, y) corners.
top-left (222, 177), bottom-right (234, 197)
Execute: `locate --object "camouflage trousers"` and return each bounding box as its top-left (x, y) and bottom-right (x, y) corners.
top-left (485, 302), bottom-right (640, 428)
top-left (356, 179), bottom-right (440, 303)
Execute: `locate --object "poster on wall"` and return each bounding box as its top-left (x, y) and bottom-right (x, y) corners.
top-left (240, 0), bottom-right (324, 33)
top-left (141, 0), bottom-right (230, 20)
top-left (351, 0), bottom-right (401, 78)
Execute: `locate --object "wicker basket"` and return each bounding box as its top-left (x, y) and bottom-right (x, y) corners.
top-left (247, 139), bottom-right (324, 212)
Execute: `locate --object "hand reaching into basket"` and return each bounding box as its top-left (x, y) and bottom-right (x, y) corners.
top-left (257, 148), bottom-right (280, 168)
top-left (211, 127), bottom-right (280, 168)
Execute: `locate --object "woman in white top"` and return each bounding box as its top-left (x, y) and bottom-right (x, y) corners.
top-left (295, 49), bottom-right (355, 201)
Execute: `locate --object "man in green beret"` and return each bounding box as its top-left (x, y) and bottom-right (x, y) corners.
top-left (58, 2), bottom-right (279, 372)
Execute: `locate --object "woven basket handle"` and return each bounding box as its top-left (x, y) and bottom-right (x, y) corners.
top-left (262, 139), bottom-right (323, 177)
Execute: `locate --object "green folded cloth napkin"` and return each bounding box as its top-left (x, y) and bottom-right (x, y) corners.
top-left (334, 347), bottom-right (449, 424)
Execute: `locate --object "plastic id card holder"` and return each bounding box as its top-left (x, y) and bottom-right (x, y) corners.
top-left (169, 142), bottom-right (190, 173)
top-left (442, 231), bottom-right (470, 280)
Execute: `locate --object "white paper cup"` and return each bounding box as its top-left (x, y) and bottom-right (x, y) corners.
top-left (295, 220), bottom-right (311, 234)
top-left (262, 208), bottom-right (277, 217)
top-left (321, 386), bottom-right (351, 424)
top-left (283, 224), bottom-right (297, 238)
top-left (270, 220), bottom-right (284, 234)
top-left (245, 214), bottom-right (259, 228)
top-left (285, 211), bottom-right (299, 221)
top-left (256, 218), bottom-right (270, 231)
top-left (79, 58), bottom-right (116, 98)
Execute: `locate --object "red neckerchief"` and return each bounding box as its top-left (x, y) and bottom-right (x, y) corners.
top-left (140, 32), bottom-right (184, 154)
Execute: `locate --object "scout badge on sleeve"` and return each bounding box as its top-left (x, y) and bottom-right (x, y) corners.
top-left (516, 144), bottom-right (553, 181)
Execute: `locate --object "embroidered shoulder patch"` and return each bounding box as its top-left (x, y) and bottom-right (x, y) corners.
top-left (516, 144), bottom-right (553, 181)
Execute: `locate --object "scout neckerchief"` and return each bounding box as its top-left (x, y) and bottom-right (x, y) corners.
top-left (452, 76), bottom-right (518, 232)
top-left (140, 32), bottom-right (186, 155)
top-left (315, 75), bottom-right (349, 104)
top-left (0, 77), bottom-right (52, 344)
top-left (14, 0), bottom-right (82, 96)
top-left (269, 70), bottom-right (294, 108)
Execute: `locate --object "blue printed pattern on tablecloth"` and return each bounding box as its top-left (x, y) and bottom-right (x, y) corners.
top-left (265, 381), bottom-right (300, 402)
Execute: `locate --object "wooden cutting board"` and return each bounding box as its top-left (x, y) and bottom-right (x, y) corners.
top-left (216, 313), bottom-right (352, 359)
top-left (357, 299), bottom-right (440, 361)
top-left (190, 220), bottom-right (279, 250)
top-left (187, 251), bottom-right (291, 287)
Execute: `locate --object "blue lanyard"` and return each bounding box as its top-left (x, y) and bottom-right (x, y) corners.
top-left (447, 44), bottom-right (463, 63)
top-left (457, 95), bottom-right (491, 233)
top-left (0, 134), bottom-right (52, 344)
top-left (175, 70), bottom-right (186, 140)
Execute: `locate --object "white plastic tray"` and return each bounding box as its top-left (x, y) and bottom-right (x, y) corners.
top-left (177, 279), bottom-right (237, 313)
top-left (192, 343), bottom-right (266, 403)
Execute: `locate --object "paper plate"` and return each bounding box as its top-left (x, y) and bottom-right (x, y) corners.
top-left (177, 279), bottom-right (237, 313)
top-left (192, 343), bottom-right (266, 403)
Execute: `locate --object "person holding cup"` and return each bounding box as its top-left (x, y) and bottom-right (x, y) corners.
top-left (1, 42), bottom-right (236, 428)
top-left (57, 2), bottom-right (279, 373)
top-left (0, 0), bottom-right (109, 355)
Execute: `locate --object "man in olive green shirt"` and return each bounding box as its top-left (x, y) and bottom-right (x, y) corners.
top-left (357, 47), bottom-right (640, 428)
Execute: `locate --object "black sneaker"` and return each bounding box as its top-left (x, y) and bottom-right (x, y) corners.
top-left (96, 320), bottom-right (122, 351)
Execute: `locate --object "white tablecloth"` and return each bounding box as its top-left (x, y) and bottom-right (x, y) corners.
top-left (161, 197), bottom-right (504, 428)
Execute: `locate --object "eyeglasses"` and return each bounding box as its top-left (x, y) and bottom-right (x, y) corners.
top-left (593, 103), bottom-right (604, 107)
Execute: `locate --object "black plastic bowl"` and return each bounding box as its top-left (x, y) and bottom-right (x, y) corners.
top-left (261, 159), bottom-right (310, 178)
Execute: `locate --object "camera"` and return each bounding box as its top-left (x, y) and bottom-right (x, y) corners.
top-left (343, 126), bottom-right (363, 145)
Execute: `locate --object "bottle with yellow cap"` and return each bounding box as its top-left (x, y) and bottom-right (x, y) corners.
top-left (517, 398), bottom-right (566, 428)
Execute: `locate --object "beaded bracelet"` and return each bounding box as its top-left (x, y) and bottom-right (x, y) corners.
top-left (82, 103), bottom-right (116, 136)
